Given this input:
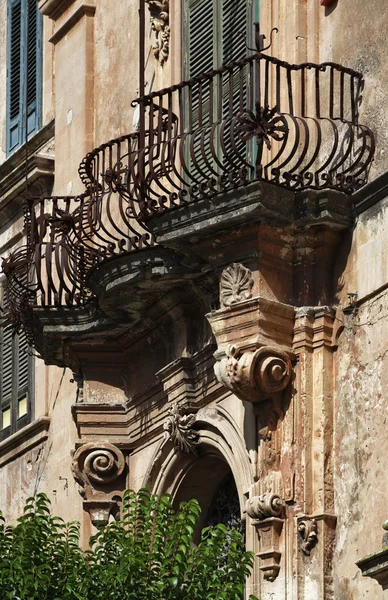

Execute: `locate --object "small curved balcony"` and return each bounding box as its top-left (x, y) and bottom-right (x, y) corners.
top-left (2, 47), bottom-right (375, 355)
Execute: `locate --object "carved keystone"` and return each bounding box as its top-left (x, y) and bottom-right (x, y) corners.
top-left (246, 493), bottom-right (284, 582)
top-left (214, 344), bottom-right (292, 404)
top-left (72, 442), bottom-right (126, 527)
top-left (163, 402), bottom-right (199, 454)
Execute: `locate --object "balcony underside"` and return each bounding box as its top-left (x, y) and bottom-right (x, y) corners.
top-left (1, 50), bottom-right (375, 359)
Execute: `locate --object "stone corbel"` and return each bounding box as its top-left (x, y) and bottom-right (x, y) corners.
top-left (72, 442), bottom-right (126, 527)
top-left (214, 344), bottom-right (293, 404)
top-left (246, 493), bottom-right (284, 581)
top-left (298, 517), bottom-right (318, 556)
top-left (145, 1), bottom-right (170, 66)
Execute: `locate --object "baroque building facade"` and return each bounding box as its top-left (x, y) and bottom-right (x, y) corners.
top-left (0, 0), bottom-right (387, 598)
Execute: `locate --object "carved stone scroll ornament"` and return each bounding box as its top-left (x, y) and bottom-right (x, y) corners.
top-left (145, 0), bottom-right (170, 66)
top-left (163, 402), bottom-right (199, 454)
top-left (246, 493), bottom-right (283, 520)
top-left (72, 442), bottom-right (126, 527)
top-left (246, 493), bottom-right (284, 582)
top-left (214, 345), bottom-right (292, 403)
top-left (298, 518), bottom-right (318, 556)
top-left (220, 263), bottom-right (253, 307)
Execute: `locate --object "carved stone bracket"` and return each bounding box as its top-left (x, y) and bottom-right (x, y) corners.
top-left (246, 493), bottom-right (283, 520)
top-left (298, 518), bottom-right (318, 556)
top-left (145, 1), bottom-right (170, 66)
top-left (220, 263), bottom-right (253, 307)
top-left (163, 402), bottom-right (199, 454)
top-left (72, 442), bottom-right (126, 527)
top-left (246, 493), bottom-right (284, 582)
top-left (214, 344), bottom-right (293, 404)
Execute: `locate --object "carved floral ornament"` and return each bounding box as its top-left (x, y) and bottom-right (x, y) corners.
top-left (214, 344), bottom-right (293, 404)
top-left (220, 263), bottom-right (254, 308)
top-left (145, 0), bottom-right (170, 66)
top-left (163, 402), bottom-right (199, 454)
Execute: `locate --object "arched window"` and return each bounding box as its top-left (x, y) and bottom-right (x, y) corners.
top-left (205, 472), bottom-right (244, 536)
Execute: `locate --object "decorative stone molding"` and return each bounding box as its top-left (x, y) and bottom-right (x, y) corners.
top-left (246, 493), bottom-right (283, 520)
top-left (145, 1), bottom-right (170, 66)
top-left (163, 403), bottom-right (199, 454)
top-left (214, 344), bottom-right (293, 403)
top-left (246, 493), bottom-right (284, 582)
top-left (72, 442), bottom-right (126, 527)
top-left (220, 263), bottom-right (253, 307)
top-left (298, 518), bottom-right (318, 556)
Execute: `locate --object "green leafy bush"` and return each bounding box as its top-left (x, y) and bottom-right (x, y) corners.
top-left (0, 490), bottom-right (258, 600)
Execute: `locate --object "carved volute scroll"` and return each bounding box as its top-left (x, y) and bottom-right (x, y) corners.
top-left (220, 263), bottom-right (254, 307)
top-left (246, 493), bottom-right (283, 520)
top-left (163, 402), bottom-right (199, 454)
top-left (298, 518), bottom-right (318, 556)
top-left (145, 0), bottom-right (170, 66)
top-left (72, 442), bottom-right (126, 527)
top-left (246, 493), bottom-right (285, 582)
top-left (214, 344), bottom-right (293, 403)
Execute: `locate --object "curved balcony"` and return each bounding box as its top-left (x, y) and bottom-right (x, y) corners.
top-left (2, 47), bottom-right (375, 349)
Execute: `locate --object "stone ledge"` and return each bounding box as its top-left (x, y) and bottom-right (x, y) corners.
top-left (0, 120), bottom-right (55, 230)
top-left (39, 0), bottom-right (74, 18)
top-left (0, 416), bottom-right (51, 467)
top-left (357, 547), bottom-right (388, 590)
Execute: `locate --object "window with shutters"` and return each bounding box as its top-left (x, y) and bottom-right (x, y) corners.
top-left (183, 0), bottom-right (259, 178)
top-left (0, 287), bottom-right (33, 440)
top-left (6, 0), bottom-right (42, 155)
top-left (183, 0), bottom-right (259, 79)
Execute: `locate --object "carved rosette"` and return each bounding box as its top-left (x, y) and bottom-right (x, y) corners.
top-left (145, 0), bottom-right (170, 66)
top-left (220, 263), bottom-right (253, 307)
top-left (72, 442), bottom-right (126, 527)
top-left (163, 403), bottom-right (199, 454)
top-left (246, 493), bottom-right (283, 520)
top-left (214, 344), bottom-right (292, 403)
top-left (298, 518), bottom-right (318, 556)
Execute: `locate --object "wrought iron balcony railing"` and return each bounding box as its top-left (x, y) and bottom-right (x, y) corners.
top-left (2, 45), bottom-right (375, 343)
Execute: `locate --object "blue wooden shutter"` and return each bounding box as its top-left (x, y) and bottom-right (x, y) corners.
top-left (26, 0), bottom-right (41, 137)
top-left (7, 0), bottom-right (23, 153)
top-left (6, 0), bottom-right (42, 155)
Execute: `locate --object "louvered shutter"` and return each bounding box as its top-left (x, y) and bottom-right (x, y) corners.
top-left (221, 0), bottom-right (249, 168)
top-left (184, 0), bottom-right (215, 79)
top-left (7, 0), bottom-right (23, 152)
top-left (0, 288), bottom-right (32, 437)
top-left (6, 0), bottom-right (42, 155)
top-left (0, 290), bottom-right (14, 434)
top-left (222, 0), bottom-right (247, 65)
top-left (26, 0), bottom-right (41, 137)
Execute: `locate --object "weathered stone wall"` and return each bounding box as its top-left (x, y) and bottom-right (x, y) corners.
top-left (333, 197), bottom-right (388, 598)
top-left (320, 0), bottom-right (387, 181)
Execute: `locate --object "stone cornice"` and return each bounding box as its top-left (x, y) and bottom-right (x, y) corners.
top-left (49, 3), bottom-right (96, 45)
top-left (39, 0), bottom-right (75, 19)
top-left (353, 170), bottom-right (388, 216)
top-left (0, 417), bottom-right (51, 467)
top-left (0, 120), bottom-right (54, 230)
